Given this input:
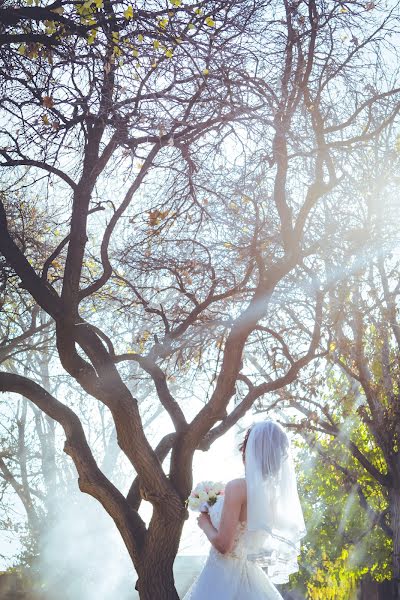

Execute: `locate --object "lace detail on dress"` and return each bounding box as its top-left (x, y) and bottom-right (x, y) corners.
top-left (208, 496), bottom-right (248, 560)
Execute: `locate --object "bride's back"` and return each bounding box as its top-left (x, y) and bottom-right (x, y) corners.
top-left (226, 477), bottom-right (247, 523)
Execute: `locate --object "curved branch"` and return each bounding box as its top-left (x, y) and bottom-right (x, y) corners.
top-left (0, 371), bottom-right (147, 553)
top-left (79, 143), bottom-right (160, 300)
top-left (114, 353), bottom-right (187, 432)
top-left (126, 433), bottom-right (176, 511)
top-left (200, 289), bottom-right (324, 448)
top-left (0, 199), bottom-right (61, 320)
top-left (0, 157), bottom-right (77, 191)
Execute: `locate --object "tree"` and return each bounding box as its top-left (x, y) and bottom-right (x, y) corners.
top-left (0, 199), bottom-right (169, 569)
top-left (290, 422), bottom-right (392, 599)
top-left (1, 0), bottom-right (400, 598)
top-left (275, 130), bottom-right (400, 597)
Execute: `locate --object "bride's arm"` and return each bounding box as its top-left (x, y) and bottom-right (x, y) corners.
top-left (198, 479), bottom-right (244, 555)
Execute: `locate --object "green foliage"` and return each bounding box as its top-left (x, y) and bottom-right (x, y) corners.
top-left (288, 417), bottom-right (392, 597)
top-left (306, 548), bottom-right (367, 600)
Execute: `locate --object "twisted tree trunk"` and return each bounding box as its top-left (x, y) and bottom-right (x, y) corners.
top-left (135, 513), bottom-right (185, 600)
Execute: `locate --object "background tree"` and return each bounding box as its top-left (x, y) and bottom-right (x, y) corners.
top-left (269, 130), bottom-right (400, 597)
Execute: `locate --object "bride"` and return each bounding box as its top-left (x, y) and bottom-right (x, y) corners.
top-left (183, 420), bottom-right (306, 600)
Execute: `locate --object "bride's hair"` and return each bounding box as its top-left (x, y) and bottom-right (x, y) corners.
top-left (238, 427), bottom-right (252, 459)
top-left (241, 421), bottom-right (289, 478)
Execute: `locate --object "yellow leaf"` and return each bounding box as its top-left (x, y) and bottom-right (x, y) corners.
top-left (202, 68), bottom-right (209, 75)
top-left (133, 48), bottom-right (139, 58)
top-left (124, 5), bottom-right (133, 19)
top-left (165, 48), bottom-right (173, 58)
top-left (41, 114), bottom-right (50, 125)
top-left (18, 44), bottom-right (26, 55)
top-left (51, 259), bottom-right (62, 269)
top-left (44, 20), bottom-right (56, 34)
top-left (138, 33), bottom-right (144, 42)
top-left (205, 16), bottom-right (215, 27)
top-left (153, 39), bottom-right (160, 49)
top-left (170, 0), bottom-right (181, 5)
top-left (188, 22), bottom-right (195, 30)
top-left (87, 29), bottom-right (96, 44)
top-left (148, 209), bottom-right (170, 227)
top-left (158, 18), bottom-right (168, 29)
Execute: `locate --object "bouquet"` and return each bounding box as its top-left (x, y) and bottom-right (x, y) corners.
top-left (186, 481), bottom-right (225, 513)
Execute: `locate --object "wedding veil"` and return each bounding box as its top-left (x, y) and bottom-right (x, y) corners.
top-left (244, 421), bottom-right (306, 584)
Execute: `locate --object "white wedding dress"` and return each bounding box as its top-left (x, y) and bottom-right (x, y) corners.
top-left (183, 495), bottom-right (284, 600)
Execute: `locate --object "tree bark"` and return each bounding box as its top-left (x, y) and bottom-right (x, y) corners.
top-left (390, 487), bottom-right (400, 599)
top-left (135, 514), bottom-right (185, 600)
top-left (136, 565), bottom-right (179, 600)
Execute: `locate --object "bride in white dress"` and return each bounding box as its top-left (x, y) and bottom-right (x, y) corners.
top-left (183, 421), bottom-right (306, 600)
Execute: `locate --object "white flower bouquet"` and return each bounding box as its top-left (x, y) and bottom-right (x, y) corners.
top-left (186, 481), bottom-right (225, 513)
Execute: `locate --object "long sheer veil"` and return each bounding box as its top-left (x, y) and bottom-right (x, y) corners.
top-left (244, 421), bottom-right (306, 584)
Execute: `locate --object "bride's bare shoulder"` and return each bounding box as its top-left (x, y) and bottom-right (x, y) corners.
top-left (225, 478), bottom-right (246, 498)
